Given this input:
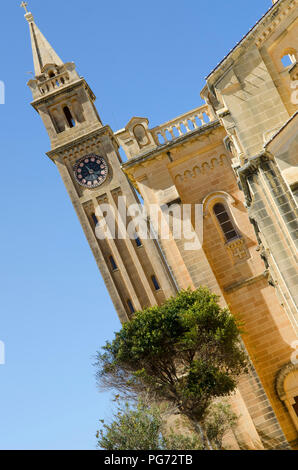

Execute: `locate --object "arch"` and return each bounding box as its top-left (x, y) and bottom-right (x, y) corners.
top-left (63, 106), bottom-right (76, 128)
top-left (183, 170), bottom-right (193, 180)
top-left (175, 174), bottom-right (183, 184)
top-left (193, 166), bottom-right (200, 177)
top-left (276, 362), bottom-right (298, 400)
top-left (276, 362), bottom-right (298, 430)
top-left (133, 124), bottom-right (149, 147)
top-left (281, 48), bottom-right (297, 67)
top-left (202, 191), bottom-right (236, 213)
top-left (219, 154), bottom-right (227, 166)
top-left (165, 129), bottom-right (173, 142)
top-left (187, 119), bottom-right (195, 130)
top-left (71, 99), bottom-right (85, 124)
top-left (202, 112), bottom-right (210, 123)
top-left (211, 158), bottom-right (219, 169)
top-left (157, 133), bottom-right (166, 145)
top-left (281, 47), bottom-right (297, 57)
top-left (202, 191), bottom-right (239, 243)
top-left (51, 108), bottom-right (65, 133)
top-left (172, 126), bottom-right (180, 138)
top-left (201, 162), bottom-right (210, 173)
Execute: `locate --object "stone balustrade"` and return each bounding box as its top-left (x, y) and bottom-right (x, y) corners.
top-left (39, 71), bottom-right (70, 96)
top-left (151, 104), bottom-right (215, 145)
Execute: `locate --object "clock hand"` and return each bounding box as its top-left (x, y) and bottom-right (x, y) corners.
top-left (86, 165), bottom-right (95, 175)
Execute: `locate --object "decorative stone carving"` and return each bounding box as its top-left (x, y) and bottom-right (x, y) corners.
top-left (226, 237), bottom-right (250, 262)
top-left (174, 155), bottom-right (228, 183)
top-left (276, 362), bottom-right (298, 402)
top-left (276, 362), bottom-right (298, 431)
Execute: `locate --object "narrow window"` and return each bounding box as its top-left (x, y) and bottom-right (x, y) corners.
top-left (91, 213), bottom-right (98, 226)
top-left (293, 396), bottom-right (298, 418)
top-left (213, 203), bottom-right (238, 242)
top-left (135, 236), bottom-right (142, 248)
top-left (281, 54), bottom-right (295, 67)
top-left (290, 183), bottom-right (298, 204)
top-left (151, 275), bottom-right (161, 291)
top-left (63, 106), bottom-right (76, 128)
top-left (127, 300), bottom-right (135, 314)
top-left (109, 256), bottom-right (118, 271)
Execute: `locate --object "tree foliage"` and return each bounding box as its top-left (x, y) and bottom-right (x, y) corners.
top-left (96, 399), bottom-right (238, 450)
top-left (95, 288), bottom-right (247, 424)
top-left (204, 401), bottom-right (238, 449)
top-left (96, 401), bottom-right (204, 450)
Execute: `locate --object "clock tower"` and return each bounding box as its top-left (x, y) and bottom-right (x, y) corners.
top-left (23, 7), bottom-right (177, 323)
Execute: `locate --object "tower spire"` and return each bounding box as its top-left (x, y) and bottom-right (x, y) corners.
top-left (21, 2), bottom-right (63, 77)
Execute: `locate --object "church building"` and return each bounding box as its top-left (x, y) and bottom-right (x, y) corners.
top-left (22, 0), bottom-right (297, 450)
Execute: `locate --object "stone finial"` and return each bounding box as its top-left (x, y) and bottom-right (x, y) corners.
top-left (24, 12), bottom-right (34, 23)
top-left (21, 1), bottom-right (34, 22)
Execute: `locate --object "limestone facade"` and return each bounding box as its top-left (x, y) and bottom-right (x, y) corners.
top-left (24, 0), bottom-right (297, 449)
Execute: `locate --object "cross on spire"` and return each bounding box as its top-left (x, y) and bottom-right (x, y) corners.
top-left (22, 4), bottom-right (64, 76)
top-left (20, 2), bottom-right (29, 13)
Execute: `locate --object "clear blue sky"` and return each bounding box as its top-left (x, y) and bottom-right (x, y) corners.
top-left (0, 0), bottom-right (273, 450)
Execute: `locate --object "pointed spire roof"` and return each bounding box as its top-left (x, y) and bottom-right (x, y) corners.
top-left (23, 7), bottom-right (63, 76)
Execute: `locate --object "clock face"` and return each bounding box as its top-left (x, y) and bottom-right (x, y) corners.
top-left (74, 154), bottom-right (108, 188)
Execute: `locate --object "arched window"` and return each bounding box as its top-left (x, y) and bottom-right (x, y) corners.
top-left (91, 213), bottom-right (98, 226)
top-left (63, 106), bottom-right (76, 128)
top-left (281, 52), bottom-right (296, 68)
top-left (290, 183), bottom-right (298, 204)
top-left (109, 256), bottom-right (118, 271)
top-left (135, 236), bottom-right (142, 248)
top-left (213, 203), bottom-right (238, 242)
top-left (133, 124), bottom-right (149, 147)
top-left (151, 275), bottom-right (161, 291)
top-left (293, 396), bottom-right (298, 418)
top-left (51, 109), bottom-right (65, 133)
top-left (127, 300), bottom-right (135, 314)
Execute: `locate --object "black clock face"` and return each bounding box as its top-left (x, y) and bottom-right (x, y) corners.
top-left (74, 155), bottom-right (108, 188)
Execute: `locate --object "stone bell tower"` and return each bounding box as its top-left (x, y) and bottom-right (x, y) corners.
top-left (23, 6), bottom-right (177, 323)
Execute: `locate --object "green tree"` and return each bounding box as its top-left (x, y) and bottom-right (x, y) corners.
top-left (203, 401), bottom-right (238, 449)
top-left (96, 288), bottom-right (247, 440)
top-left (96, 400), bottom-right (204, 450)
